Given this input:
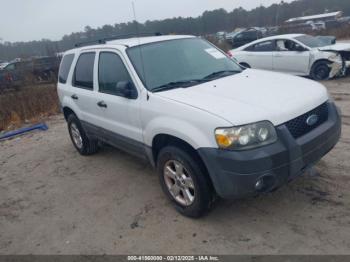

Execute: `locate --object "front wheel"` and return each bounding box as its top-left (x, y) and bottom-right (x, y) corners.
top-left (157, 146), bottom-right (214, 218)
top-left (311, 61), bottom-right (330, 81)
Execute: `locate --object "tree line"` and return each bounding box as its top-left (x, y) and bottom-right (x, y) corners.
top-left (0, 0), bottom-right (349, 61)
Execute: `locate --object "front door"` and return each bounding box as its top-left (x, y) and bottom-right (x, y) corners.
top-left (273, 39), bottom-right (311, 75)
top-left (95, 50), bottom-right (145, 157)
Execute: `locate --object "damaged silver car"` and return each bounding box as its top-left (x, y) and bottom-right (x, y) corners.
top-left (230, 34), bottom-right (350, 80)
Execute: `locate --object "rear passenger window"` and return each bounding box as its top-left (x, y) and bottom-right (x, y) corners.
top-left (246, 41), bottom-right (275, 52)
top-left (58, 54), bottom-right (75, 84)
top-left (73, 52), bottom-right (95, 90)
top-left (98, 52), bottom-right (132, 96)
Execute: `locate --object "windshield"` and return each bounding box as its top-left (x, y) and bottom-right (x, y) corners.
top-left (294, 35), bottom-right (329, 48)
top-left (127, 38), bottom-right (242, 91)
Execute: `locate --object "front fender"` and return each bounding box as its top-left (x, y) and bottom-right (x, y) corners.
top-left (143, 116), bottom-right (216, 149)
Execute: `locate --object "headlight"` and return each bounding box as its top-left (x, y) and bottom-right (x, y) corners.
top-left (329, 54), bottom-right (341, 62)
top-left (215, 121), bottom-right (277, 150)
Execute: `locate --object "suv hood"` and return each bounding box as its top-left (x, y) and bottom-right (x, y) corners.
top-left (156, 69), bottom-right (329, 126)
top-left (318, 43), bottom-right (350, 52)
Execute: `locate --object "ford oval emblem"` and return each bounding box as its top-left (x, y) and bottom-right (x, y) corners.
top-left (306, 114), bottom-right (319, 126)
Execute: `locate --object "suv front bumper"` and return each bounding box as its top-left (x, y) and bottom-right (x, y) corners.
top-left (198, 102), bottom-right (342, 199)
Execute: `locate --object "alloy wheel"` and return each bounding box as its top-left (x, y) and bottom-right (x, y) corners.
top-left (163, 160), bottom-right (196, 206)
top-left (70, 123), bottom-right (83, 149)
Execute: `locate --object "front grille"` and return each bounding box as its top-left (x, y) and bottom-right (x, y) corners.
top-left (341, 52), bottom-right (350, 61)
top-left (285, 102), bottom-right (329, 139)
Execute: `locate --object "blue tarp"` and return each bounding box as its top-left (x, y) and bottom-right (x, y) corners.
top-left (0, 123), bottom-right (48, 140)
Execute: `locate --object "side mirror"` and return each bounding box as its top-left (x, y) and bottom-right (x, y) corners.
top-left (295, 45), bottom-right (306, 52)
top-left (116, 81), bottom-right (138, 99)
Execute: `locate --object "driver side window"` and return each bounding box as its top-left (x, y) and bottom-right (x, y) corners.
top-left (98, 52), bottom-right (133, 96)
top-left (276, 40), bottom-right (305, 52)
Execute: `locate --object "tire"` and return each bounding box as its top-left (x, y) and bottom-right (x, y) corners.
top-left (311, 61), bottom-right (330, 81)
top-left (239, 62), bottom-right (251, 68)
top-left (67, 114), bottom-right (98, 155)
top-left (157, 146), bottom-right (214, 218)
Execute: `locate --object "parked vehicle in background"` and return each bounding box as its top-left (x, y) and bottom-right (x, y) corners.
top-left (338, 16), bottom-right (350, 24)
top-left (284, 11), bottom-right (343, 32)
top-left (0, 56), bottom-right (60, 89)
top-left (228, 28), bottom-right (264, 49)
top-left (316, 36), bottom-right (336, 46)
top-left (225, 31), bottom-right (239, 41)
top-left (215, 31), bottom-right (226, 41)
top-left (306, 21), bottom-right (326, 31)
top-left (58, 34), bottom-right (341, 217)
top-left (0, 62), bottom-right (9, 70)
top-left (230, 34), bottom-right (350, 80)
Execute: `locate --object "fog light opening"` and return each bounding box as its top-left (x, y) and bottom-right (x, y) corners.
top-left (255, 179), bottom-right (264, 191)
top-left (255, 175), bottom-right (275, 193)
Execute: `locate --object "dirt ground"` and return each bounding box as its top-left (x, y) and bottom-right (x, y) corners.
top-left (0, 76), bottom-right (350, 255)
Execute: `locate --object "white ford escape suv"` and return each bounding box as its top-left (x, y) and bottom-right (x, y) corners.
top-left (57, 34), bottom-right (341, 217)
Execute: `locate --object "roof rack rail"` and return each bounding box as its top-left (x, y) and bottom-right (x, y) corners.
top-left (75, 39), bottom-right (106, 48)
top-left (75, 32), bottom-right (162, 48)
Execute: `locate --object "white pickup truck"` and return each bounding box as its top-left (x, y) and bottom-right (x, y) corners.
top-left (57, 34), bottom-right (341, 217)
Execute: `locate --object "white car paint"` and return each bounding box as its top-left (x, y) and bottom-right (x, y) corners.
top-left (58, 35), bottom-right (330, 151)
top-left (0, 62), bottom-right (8, 70)
top-left (156, 69), bottom-right (328, 127)
top-left (319, 43), bottom-right (350, 52)
top-left (230, 34), bottom-right (349, 78)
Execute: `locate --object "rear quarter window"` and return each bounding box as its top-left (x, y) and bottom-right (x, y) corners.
top-left (73, 52), bottom-right (95, 90)
top-left (58, 54), bottom-right (75, 84)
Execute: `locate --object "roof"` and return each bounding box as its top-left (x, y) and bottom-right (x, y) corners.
top-left (67, 35), bottom-right (195, 54)
top-left (251, 34), bottom-right (304, 42)
top-left (269, 33), bottom-right (304, 39)
top-left (107, 35), bottom-right (195, 47)
top-left (79, 35), bottom-right (195, 48)
top-left (285, 11), bottom-right (343, 23)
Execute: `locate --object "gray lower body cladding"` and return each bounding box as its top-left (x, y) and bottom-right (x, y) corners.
top-left (77, 102), bottom-right (341, 200)
top-left (198, 102), bottom-right (342, 199)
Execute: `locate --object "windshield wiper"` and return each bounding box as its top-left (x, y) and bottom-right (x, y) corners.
top-left (202, 70), bottom-right (240, 80)
top-left (151, 79), bottom-right (205, 93)
top-left (151, 70), bottom-right (240, 93)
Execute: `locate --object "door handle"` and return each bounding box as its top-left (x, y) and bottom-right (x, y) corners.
top-left (71, 94), bottom-right (79, 100)
top-left (97, 101), bottom-right (107, 108)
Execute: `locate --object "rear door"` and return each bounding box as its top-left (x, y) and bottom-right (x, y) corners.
top-left (242, 40), bottom-right (275, 70)
top-left (273, 39), bottom-right (311, 75)
top-left (70, 52), bottom-right (102, 128)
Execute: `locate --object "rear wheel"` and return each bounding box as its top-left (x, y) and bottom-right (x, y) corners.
top-left (67, 114), bottom-right (98, 155)
top-left (157, 146), bottom-right (214, 218)
top-left (311, 61), bottom-right (330, 81)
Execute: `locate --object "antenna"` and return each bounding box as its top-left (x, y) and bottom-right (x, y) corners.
top-left (132, 1), bottom-right (148, 91)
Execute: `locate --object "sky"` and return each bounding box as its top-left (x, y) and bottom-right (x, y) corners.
top-left (1, 0), bottom-right (293, 42)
